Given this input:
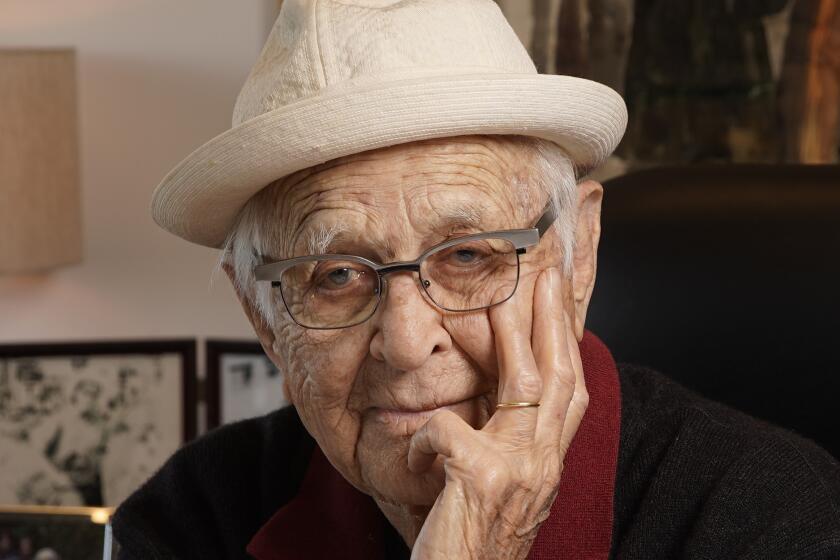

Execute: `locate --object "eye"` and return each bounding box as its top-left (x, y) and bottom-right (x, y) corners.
top-left (453, 248), bottom-right (479, 264)
top-left (323, 267), bottom-right (354, 287)
top-left (312, 263), bottom-right (369, 291)
top-left (329, 268), bottom-right (349, 284)
top-left (440, 241), bottom-right (493, 268)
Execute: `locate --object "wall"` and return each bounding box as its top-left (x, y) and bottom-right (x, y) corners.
top-left (0, 1), bottom-right (279, 349)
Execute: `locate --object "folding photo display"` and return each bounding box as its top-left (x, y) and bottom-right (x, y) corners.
top-left (205, 340), bottom-right (289, 430)
top-left (0, 340), bottom-right (197, 508)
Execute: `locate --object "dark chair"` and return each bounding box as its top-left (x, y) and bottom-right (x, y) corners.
top-left (587, 164), bottom-right (840, 459)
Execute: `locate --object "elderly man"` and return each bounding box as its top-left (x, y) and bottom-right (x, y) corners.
top-left (112, 1), bottom-right (840, 558)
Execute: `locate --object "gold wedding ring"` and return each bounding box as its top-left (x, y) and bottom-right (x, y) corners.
top-left (496, 402), bottom-right (540, 409)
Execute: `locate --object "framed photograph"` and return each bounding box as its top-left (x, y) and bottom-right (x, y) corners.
top-left (205, 340), bottom-right (288, 430)
top-left (0, 339), bottom-right (197, 508)
top-left (0, 504), bottom-right (114, 560)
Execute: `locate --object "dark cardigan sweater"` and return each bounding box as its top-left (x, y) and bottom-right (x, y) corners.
top-left (112, 363), bottom-right (840, 559)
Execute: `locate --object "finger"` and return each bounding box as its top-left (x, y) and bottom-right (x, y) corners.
top-left (408, 409), bottom-right (474, 474)
top-left (558, 310), bottom-right (588, 454)
top-left (482, 284), bottom-right (542, 440)
top-left (531, 267), bottom-right (577, 442)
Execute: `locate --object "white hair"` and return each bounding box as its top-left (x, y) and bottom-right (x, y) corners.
top-left (214, 135), bottom-right (579, 330)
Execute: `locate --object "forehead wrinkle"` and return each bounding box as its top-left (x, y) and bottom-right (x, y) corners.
top-left (403, 160), bottom-right (510, 189)
top-left (408, 140), bottom-right (524, 180)
top-left (267, 135), bottom-right (535, 259)
top-left (401, 166), bottom-right (523, 227)
top-left (401, 165), bottom-right (514, 215)
top-left (280, 179), bottom-right (386, 255)
top-left (441, 137), bottom-right (543, 220)
top-left (399, 183), bottom-right (479, 225)
top-left (272, 153), bottom-right (397, 247)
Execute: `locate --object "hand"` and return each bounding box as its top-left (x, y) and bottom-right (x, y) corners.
top-left (407, 267), bottom-right (589, 559)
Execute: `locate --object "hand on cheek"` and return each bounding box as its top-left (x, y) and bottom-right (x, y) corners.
top-left (407, 266), bottom-right (589, 559)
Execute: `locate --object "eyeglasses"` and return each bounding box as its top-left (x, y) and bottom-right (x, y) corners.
top-left (254, 202), bottom-right (557, 329)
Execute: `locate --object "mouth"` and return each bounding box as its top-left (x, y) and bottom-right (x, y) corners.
top-left (368, 395), bottom-right (479, 430)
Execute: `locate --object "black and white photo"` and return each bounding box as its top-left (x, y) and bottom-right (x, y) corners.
top-left (0, 340), bottom-right (197, 507)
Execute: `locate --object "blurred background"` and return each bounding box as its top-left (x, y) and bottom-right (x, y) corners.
top-left (497, 0), bottom-right (839, 172)
top-left (0, 1), bottom-right (838, 557)
top-left (1, 2), bottom-right (278, 557)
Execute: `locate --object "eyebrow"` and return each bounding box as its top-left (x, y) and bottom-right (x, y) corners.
top-left (298, 200), bottom-right (489, 257)
top-left (438, 201), bottom-right (485, 230)
top-left (304, 222), bottom-right (350, 255)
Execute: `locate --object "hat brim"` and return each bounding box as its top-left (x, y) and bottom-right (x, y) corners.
top-left (151, 73), bottom-right (627, 248)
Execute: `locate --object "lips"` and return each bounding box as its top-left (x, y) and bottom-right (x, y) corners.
top-left (368, 395), bottom-right (477, 428)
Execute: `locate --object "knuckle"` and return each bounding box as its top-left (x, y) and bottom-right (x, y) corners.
top-left (536, 486), bottom-right (560, 522)
top-left (573, 387), bottom-right (590, 411)
top-left (533, 502), bottom-right (553, 526)
top-left (546, 457), bottom-right (564, 484)
top-left (536, 448), bottom-right (564, 486)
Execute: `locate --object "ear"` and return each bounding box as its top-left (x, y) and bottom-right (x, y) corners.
top-left (222, 261), bottom-right (284, 368)
top-left (570, 179), bottom-right (603, 340)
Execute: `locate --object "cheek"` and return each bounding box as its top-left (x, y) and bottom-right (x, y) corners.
top-left (277, 328), bottom-right (373, 489)
top-left (442, 312), bottom-right (497, 379)
top-left (442, 266), bottom-right (543, 378)
top-left (279, 327), bottom-right (369, 408)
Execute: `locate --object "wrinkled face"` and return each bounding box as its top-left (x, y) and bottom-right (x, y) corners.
top-left (243, 136), bottom-right (569, 507)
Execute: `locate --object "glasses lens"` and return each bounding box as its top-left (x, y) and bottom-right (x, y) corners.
top-left (279, 258), bottom-right (380, 328)
top-left (420, 237), bottom-right (519, 311)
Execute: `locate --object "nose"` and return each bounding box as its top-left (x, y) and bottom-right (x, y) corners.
top-left (369, 271), bottom-right (452, 371)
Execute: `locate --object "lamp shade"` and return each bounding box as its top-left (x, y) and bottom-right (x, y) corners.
top-left (0, 48), bottom-right (82, 273)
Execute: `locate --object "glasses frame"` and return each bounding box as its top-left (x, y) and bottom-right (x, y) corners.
top-left (254, 201), bottom-right (557, 329)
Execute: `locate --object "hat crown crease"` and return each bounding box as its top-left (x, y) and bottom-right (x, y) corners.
top-left (233, 0), bottom-right (536, 126)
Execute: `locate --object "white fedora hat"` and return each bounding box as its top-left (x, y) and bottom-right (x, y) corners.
top-left (151, 0), bottom-right (628, 248)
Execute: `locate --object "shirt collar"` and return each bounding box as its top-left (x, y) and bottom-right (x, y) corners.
top-left (247, 330), bottom-right (622, 560)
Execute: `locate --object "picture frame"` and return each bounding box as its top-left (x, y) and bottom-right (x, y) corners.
top-left (205, 339), bottom-right (288, 430)
top-left (0, 339), bottom-right (197, 508)
top-left (0, 504), bottom-right (114, 560)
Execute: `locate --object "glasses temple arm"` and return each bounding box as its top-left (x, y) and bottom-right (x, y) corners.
top-left (533, 201), bottom-right (557, 237)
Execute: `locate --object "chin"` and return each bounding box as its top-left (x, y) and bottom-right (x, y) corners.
top-left (355, 393), bottom-right (492, 505)
top-left (362, 442), bottom-right (446, 507)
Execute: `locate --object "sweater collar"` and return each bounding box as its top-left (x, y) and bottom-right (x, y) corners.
top-left (247, 330), bottom-right (622, 559)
